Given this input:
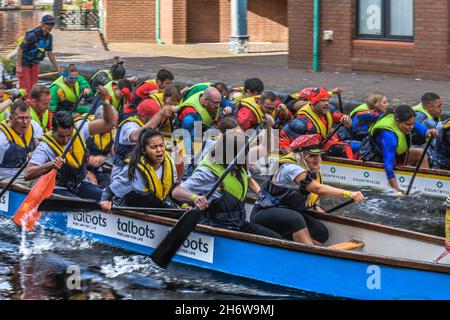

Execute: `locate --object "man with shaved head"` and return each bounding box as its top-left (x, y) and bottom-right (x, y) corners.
top-left (176, 87), bottom-right (222, 136)
top-left (175, 87), bottom-right (225, 179)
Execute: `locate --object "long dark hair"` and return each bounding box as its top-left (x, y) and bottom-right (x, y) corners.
top-left (128, 128), bottom-right (163, 182)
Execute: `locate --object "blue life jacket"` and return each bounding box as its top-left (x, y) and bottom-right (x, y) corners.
top-left (21, 29), bottom-right (51, 65)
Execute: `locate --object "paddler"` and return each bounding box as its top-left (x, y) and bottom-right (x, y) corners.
top-left (0, 101), bottom-right (43, 180)
top-left (23, 86), bottom-right (115, 200)
top-left (358, 105), bottom-right (438, 194)
top-left (279, 87), bottom-right (353, 158)
top-left (171, 130), bottom-right (283, 238)
top-left (250, 134), bottom-right (364, 245)
top-left (100, 128), bottom-right (181, 218)
top-left (237, 91), bottom-right (292, 131)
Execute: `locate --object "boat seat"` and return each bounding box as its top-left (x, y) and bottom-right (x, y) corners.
top-left (328, 240), bottom-right (364, 251)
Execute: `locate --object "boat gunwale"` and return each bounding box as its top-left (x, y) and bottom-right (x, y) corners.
top-left (3, 182), bottom-right (450, 275)
top-left (322, 156), bottom-right (450, 177)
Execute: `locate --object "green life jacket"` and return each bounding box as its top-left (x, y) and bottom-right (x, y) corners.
top-left (104, 81), bottom-right (120, 110)
top-left (369, 114), bottom-right (410, 155)
top-left (197, 156), bottom-right (248, 201)
top-left (413, 103), bottom-right (441, 122)
top-left (30, 107), bottom-right (49, 132)
top-left (179, 92), bottom-right (218, 126)
top-left (51, 76), bottom-right (80, 103)
top-left (350, 103), bottom-right (370, 117)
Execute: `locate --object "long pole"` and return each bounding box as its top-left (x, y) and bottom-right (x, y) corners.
top-left (313, 0), bottom-right (320, 72)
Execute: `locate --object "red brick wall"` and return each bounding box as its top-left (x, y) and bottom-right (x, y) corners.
top-left (289, 0), bottom-right (449, 79)
top-left (186, 0), bottom-right (287, 43)
top-left (104, 0), bottom-right (155, 43)
top-left (248, 0), bottom-right (288, 43)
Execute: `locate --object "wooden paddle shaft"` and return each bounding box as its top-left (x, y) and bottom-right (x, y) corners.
top-left (38, 71), bottom-right (60, 79)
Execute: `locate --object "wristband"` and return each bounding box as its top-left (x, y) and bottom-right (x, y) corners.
top-left (343, 190), bottom-right (351, 199)
top-left (189, 194), bottom-right (199, 202)
top-left (181, 203), bottom-right (190, 209)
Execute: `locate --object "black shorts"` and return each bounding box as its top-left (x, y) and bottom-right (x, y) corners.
top-left (250, 206), bottom-right (329, 243)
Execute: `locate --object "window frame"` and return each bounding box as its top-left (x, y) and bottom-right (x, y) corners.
top-left (356, 0), bottom-right (414, 42)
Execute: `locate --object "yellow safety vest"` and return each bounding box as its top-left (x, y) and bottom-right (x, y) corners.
top-left (40, 130), bottom-right (87, 169)
top-left (129, 154), bottom-right (175, 201)
top-left (296, 103), bottom-right (333, 138)
top-left (0, 120), bottom-right (34, 148)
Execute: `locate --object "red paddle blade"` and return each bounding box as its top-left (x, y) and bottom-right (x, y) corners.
top-left (12, 170), bottom-right (57, 231)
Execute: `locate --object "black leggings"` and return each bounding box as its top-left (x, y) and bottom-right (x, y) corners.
top-left (250, 206), bottom-right (329, 243)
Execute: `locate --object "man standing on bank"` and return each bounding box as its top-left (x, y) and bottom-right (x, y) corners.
top-left (16, 15), bottom-right (61, 95)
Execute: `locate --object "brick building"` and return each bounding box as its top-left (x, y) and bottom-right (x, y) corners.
top-left (102, 0), bottom-right (288, 44)
top-left (102, 0), bottom-right (450, 79)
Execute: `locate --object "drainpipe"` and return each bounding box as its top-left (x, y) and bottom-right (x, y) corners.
top-left (155, 0), bottom-right (164, 44)
top-left (313, 0), bottom-right (320, 71)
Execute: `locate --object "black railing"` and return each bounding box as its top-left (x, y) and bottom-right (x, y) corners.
top-left (59, 9), bottom-right (99, 30)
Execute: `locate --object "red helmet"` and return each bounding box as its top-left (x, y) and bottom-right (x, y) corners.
top-left (299, 87), bottom-right (314, 101)
top-left (290, 134), bottom-right (325, 154)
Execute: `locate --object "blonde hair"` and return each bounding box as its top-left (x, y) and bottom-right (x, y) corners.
top-left (367, 92), bottom-right (386, 111)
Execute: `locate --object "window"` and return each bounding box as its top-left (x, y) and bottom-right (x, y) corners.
top-left (357, 0), bottom-right (414, 40)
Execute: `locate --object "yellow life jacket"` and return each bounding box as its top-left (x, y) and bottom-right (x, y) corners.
top-left (93, 131), bottom-right (114, 153)
top-left (0, 120), bottom-right (34, 148)
top-left (239, 95), bottom-right (263, 125)
top-left (296, 103), bottom-right (333, 138)
top-left (40, 130), bottom-right (87, 169)
top-left (129, 154), bottom-right (175, 201)
top-left (149, 92), bottom-right (172, 134)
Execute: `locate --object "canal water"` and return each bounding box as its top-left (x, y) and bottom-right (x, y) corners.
top-left (0, 10), bottom-right (47, 55)
top-left (0, 10), bottom-right (447, 300)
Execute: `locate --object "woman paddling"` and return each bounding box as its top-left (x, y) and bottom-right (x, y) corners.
top-left (250, 134), bottom-right (365, 246)
top-left (358, 104), bottom-right (438, 194)
top-left (100, 128), bottom-right (181, 218)
top-left (171, 131), bottom-right (283, 238)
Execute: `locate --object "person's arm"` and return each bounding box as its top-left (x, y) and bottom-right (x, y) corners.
top-left (49, 85), bottom-right (63, 112)
top-left (77, 75), bottom-right (93, 95)
top-left (47, 51), bottom-right (60, 73)
top-left (293, 171), bottom-right (364, 202)
top-left (128, 106), bottom-right (176, 142)
top-left (237, 107), bottom-right (257, 131)
top-left (24, 153), bottom-right (65, 181)
top-left (16, 47), bottom-right (23, 74)
top-left (377, 131), bottom-right (401, 193)
top-left (88, 98), bottom-right (115, 136)
top-left (248, 177), bottom-right (261, 194)
top-left (135, 82), bottom-right (158, 99)
top-left (171, 184), bottom-right (209, 210)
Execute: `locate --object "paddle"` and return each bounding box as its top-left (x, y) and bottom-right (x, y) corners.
top-left (12, 97), bottom-right (100, 231)
top-left (151, 126), bottom-right (263, 268)
top-left (37, 198), bottom-right (185, 215)
top-left (0, 156), bottom-right (32, 199)
top-left (325, 199), bottom-right (355, 214)
top-left (405, 137), bottom-right (434, 195)
top-left (337, 93), bottom-right (344, 114)
top-left (319, 122), bottom-right (344, 149)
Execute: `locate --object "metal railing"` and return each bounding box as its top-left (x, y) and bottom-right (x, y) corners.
top-left (59, 9), bottom-right (99, 30)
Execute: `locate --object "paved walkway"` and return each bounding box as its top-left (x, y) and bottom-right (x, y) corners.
top-left (43, 30), bottom-right (450, 114)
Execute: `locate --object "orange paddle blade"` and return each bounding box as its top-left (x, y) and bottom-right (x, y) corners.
top-left (12, 170), bottom-right (57, 231)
